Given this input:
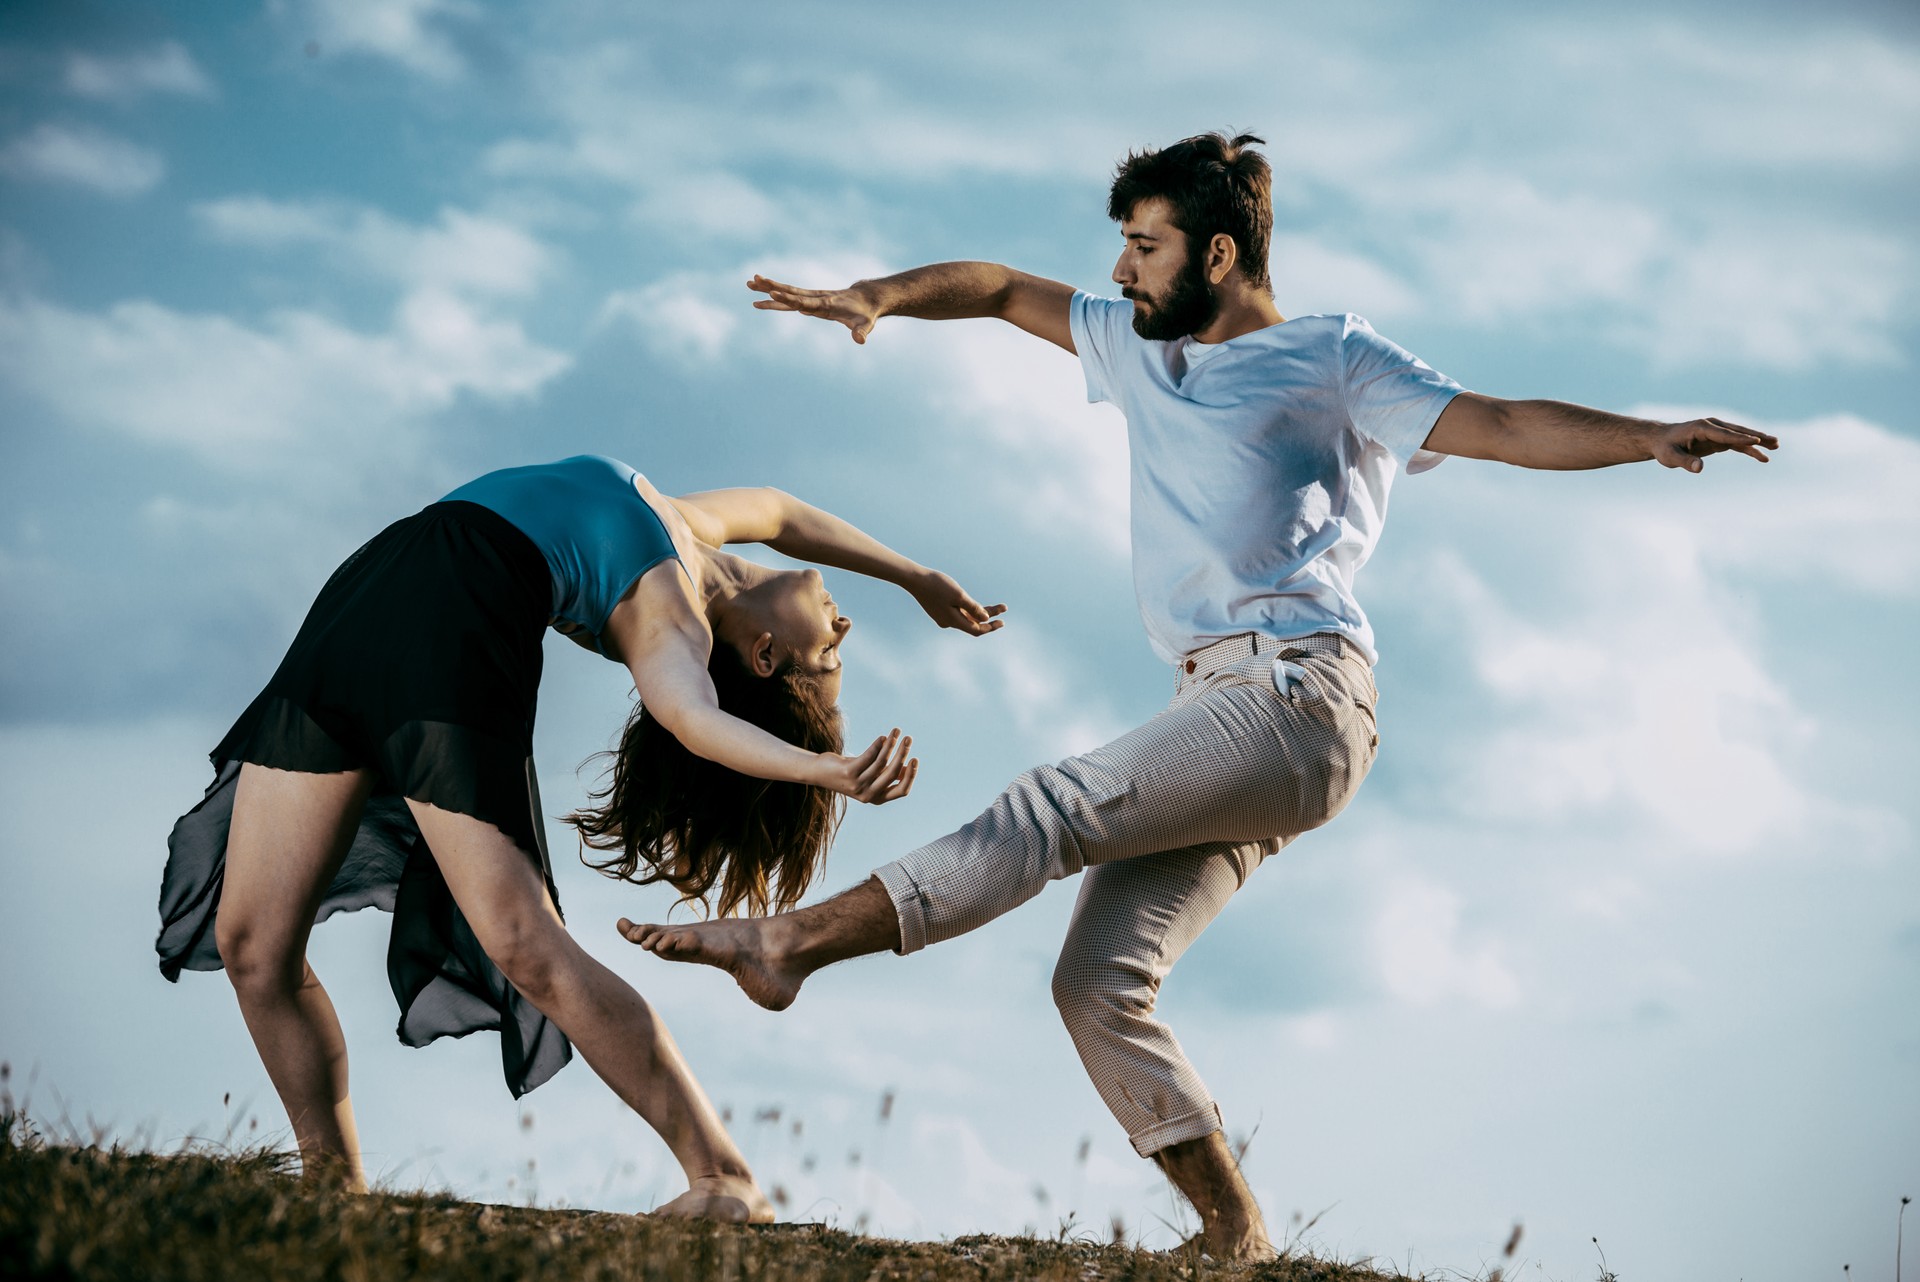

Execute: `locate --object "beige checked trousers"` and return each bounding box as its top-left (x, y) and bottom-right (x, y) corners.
top-left (874, 632), bottom-right (1379, 1156)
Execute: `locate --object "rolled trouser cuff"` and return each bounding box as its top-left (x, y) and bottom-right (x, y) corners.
top-left (872, 860), bottom-right (930, 956)
top-left (1129, 1102), bottom-right (1224, 1157)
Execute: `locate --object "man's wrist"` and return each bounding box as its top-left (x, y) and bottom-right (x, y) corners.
top-left (850, 279), bottom-right (888, 321)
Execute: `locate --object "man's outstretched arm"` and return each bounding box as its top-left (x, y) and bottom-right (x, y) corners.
top-left (1425, 392), bottom-right (1779, 472)
top-left (748, 263), bottom-right (1076, 353)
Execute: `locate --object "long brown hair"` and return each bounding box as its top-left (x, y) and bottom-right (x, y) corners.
top-left (567, 644), bottom-right (845, 917)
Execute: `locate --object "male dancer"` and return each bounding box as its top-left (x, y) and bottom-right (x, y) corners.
top-left (620, 132), bottom-right (1776, 1257)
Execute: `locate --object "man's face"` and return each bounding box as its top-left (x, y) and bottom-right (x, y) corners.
top-left (1112, 196), bottom-right (1217, 341)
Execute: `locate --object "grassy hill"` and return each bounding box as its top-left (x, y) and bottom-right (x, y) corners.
top-left (1, 1110), bottom-right (1422, 1282)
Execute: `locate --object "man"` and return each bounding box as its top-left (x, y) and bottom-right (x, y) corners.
top-left (619, 132), bottom-right (1776, 1257)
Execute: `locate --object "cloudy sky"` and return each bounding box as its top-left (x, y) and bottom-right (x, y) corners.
top-left (2, 1), bottom-right (1916, 1278)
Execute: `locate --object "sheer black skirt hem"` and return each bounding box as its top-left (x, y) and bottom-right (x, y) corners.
top-left (155, 501), bottom-right (574, 1098)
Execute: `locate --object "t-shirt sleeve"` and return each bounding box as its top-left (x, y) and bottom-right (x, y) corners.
top-left (1339, 316), bottom-right (1465, 474)
top-left (1069, 290), bottom-right (1133, 406)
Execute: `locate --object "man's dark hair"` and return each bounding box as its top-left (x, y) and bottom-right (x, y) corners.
top-left (1108, 131), bottom-right (1272, 292)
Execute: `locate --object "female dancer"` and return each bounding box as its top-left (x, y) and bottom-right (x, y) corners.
top-left (157, 454), bottom-right (1003, 1220)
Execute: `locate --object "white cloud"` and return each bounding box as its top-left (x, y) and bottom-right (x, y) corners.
top-left (0, 288), bottom-right (568, 463)
top-left (0, 122), bottom-right (163, 196)
top-left (599, 258), bottom-right (1130, 555)
top-left (1386, 409), bottom-right (1917, 856)
top-left (1534, 22), bottom-right (1920, 173)
top-left (196, 197), bottom-right (554, 298)
top-left (598, 274), bottom-right (743, 365)
top-left (892, 323), bottom-right (1131, 557)
top-left (1631, 231), bottom-right (1910, 371)
top-left (286, 0), bottom-right (478, 80)
top-left (1270, 234), bottom-right (1419, 323)
top-left (1630, 408), bottom-right (1920, 594)
top-left (1373, 875), bottom-right (1520, 1009)
top-left (65, 41), bottom-right (215, 102)
top-left (861, 625), bottom-right (1129, 765)
top-left (628, 171), bottom-right (787, 244)
top-left (1394, 172), bottom-right (1665, 322)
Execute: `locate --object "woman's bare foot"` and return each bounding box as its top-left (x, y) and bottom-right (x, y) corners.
top-left (652, 1173), bottom-right (776, 1224)
top-left (618, 916), bottom-right (810, 1011)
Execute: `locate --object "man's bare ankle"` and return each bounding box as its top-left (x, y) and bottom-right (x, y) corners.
top-left (1152, 1130), bottom-right (1268, 1252)
top-left (782, 876), bottom-right (901, 968)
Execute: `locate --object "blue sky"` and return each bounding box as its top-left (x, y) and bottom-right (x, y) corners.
top-left (1, 2), bottom-right (1916, 1278)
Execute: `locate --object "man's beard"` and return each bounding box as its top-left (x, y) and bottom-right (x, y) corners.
top-left (1126, 254), bottom-right (1218, 341)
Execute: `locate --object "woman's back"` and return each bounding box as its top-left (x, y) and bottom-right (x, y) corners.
top-left (443, 455), bottom-right (681, 650)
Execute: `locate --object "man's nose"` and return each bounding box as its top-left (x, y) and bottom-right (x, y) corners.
top-left (1111, 253), bottom-right (1131, 286)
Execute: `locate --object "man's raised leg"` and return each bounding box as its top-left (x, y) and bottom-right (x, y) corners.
top-left (624, 669), bottom-right (1348, 1009)
top-left (619, 875), bottom-right (898, 1011)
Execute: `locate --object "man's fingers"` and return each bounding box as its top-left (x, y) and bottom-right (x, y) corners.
top-left (1703, 416), bottom-right (1778, 448)
top-left (1697, 422), bottom-right (1771, 462)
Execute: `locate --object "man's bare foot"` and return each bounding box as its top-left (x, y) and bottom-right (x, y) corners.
top-left (1154, 1131), bottom-right (1276, 1261)
top-left (618, 916), bottom-right (809, 1011)
top-left (652, 1173), bottom-right (775, 1224)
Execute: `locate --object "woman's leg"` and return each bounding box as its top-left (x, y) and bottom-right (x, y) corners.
top-left (403, 799), bottom-right (771, 1222)
top-left (216, 763), bottom-right (375, 1187)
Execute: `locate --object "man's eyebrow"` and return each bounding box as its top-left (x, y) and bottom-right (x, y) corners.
top-left (1124, 229), bottom-right (1161, 242)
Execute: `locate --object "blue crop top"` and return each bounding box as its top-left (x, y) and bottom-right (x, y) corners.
top-left (442, 455), bottom-right (682, 654)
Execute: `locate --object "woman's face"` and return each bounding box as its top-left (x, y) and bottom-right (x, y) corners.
top-left (747, 567), bottom-right (851, 700)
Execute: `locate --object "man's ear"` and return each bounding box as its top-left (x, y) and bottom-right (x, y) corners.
top-left (749, 630), bottom-right (779, 677)
top-left (1207, 232), bottom-right (1238, 285)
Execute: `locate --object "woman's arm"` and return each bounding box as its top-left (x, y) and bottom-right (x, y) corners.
top-left (628, 623), bottom-right (917, 803)
top-left (669, 488), bottom-right (1006, 636)
top-left (1424, 392), bottom-right (1778, 471)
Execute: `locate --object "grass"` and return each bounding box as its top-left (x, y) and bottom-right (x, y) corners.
top-left (0, 1109), bottom-right (1418, 1282)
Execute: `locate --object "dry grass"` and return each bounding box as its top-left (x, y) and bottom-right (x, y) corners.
top-left (1, 1109), bottom-right (1417, 1282)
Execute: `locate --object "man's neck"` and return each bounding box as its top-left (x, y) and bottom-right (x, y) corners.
top-left (1191, 289), bottom-right (1285, 344)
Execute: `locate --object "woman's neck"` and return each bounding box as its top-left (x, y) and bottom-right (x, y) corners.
top-left (695, 548), bottom-right (774, 624)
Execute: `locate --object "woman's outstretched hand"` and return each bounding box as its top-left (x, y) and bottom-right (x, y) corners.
top-left (912, 570), bottom-right (1006, 637)
top-left (748, 274), bottom-right (880, 344)
top-left (818, 729), bottom-right (917, 805)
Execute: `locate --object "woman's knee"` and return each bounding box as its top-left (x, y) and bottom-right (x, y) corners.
top-left (476, 909), bottom-right (571, 1006)
top-left (216, 915), bottom-right (305, 997)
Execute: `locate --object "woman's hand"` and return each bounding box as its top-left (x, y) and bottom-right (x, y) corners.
top-left (912, 570), bottom-right (1006, 637)
top-left (816, 729), bottom-right (918, 805)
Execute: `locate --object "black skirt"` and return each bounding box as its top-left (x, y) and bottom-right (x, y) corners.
top-left (157, 500), bottom-right (573, 1097)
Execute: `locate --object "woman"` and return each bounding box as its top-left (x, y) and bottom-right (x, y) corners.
top-left (156, 454), bottom-right (1003, 1220)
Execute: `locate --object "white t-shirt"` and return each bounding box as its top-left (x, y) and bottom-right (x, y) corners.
top-left (1070, 291), bottom-right (1464, 665)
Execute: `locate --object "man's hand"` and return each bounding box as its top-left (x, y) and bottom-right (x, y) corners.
top-left (749, 275), bottom-right (881, 344)
top-left (1650, 416), bottom-right (1778, 473)
top-left (816, 729), bottom-right (917, 805)
top-left (911, 570), bottom-right (1007, 636)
